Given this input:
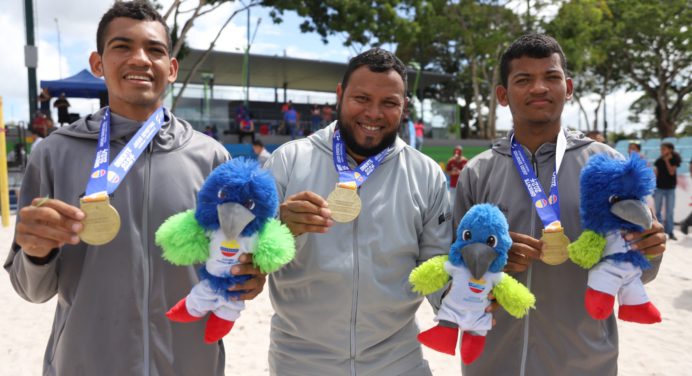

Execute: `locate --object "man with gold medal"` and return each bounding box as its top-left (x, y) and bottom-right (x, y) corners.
top-left (4, 1), bottom-right (264, 374)
top-left (452, 34), bottom-right (668, 375)
top-left (265, 48), bottom-right (453, 375)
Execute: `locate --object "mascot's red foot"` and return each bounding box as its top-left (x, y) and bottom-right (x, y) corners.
top-left (204, 314), bottom-right (235, 343)
top-left (417, 325), bottom-right (459, 355)
top-left (584, 288), bottom-right (615, 320)
top-left (618, 302), bottom-right (661, 324)
top-left (166, 298), bottom-right (203, 323)
top-left (461, 332), bottom-right (486, 365)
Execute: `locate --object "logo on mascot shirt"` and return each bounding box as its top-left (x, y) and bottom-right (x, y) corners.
top-left (220, 239), bottom-right (240, 258)
top-left (468, 278), bottom-right (487, 294)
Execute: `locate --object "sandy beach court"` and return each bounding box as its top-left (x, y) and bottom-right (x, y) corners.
top-left (1, 214), bottom-right (690, 375)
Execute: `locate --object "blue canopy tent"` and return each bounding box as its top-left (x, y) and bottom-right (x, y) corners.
top-left (40, 69), bottom-right (107, 99)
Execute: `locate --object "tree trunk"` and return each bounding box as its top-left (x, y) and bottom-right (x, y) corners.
top-left (470, 59), bottom-right (486, 139)
top-left (572, 93), bottom-right (591, 131)
top-left (487, 62), bottom-right (500, 139)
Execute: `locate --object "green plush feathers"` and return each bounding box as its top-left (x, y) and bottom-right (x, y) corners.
top-left (254, 218), bottom-right (296, 273)
top-left (409, 255), bottom-right (450, 295)
top-left (155, 210), bottom-right (210, 266)
top-left (493, 273), bottom-right (535, 319)
top-left (568, 230), bottom-right (607, 269)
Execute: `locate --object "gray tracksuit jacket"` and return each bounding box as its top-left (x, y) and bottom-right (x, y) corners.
top-left (4, 108), bottom-right (229, 376)
top-left (454, 129), bottom-right (662, 376)
top-left (265, 123), bottom-right (453, 376)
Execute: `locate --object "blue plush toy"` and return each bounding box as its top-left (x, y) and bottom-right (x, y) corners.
top-left (409, 204), bottom-right (535, 364)
top-left (155, 158), bottom-right (295, 343)
top-left (568, 153), bottom-right (661, 324)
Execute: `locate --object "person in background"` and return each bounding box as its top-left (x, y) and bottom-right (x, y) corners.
top-left (252, 139), bottom-right (271, 167)
top-left (321, 102), bottom-right (333, 126)
top-left (446, 145), bottom-right (468, 199)
top-left (53, 93), bottom-right (71, 126)
top-left (284, 104), bottom-right (299, 140)
top-left (653, 142), bottom-right (682, 240)
top-left (310, 104), bottom-right (321, 134)
top-left (38, 88), bottom-right (52, 118)
top-left (585, 130), bottom-right (605, 143)
top-left (237, 113), bottom-right (256, 144)
top-left (628, 141), bottom-right (644, 158)
top-left (414, 118), bottom-right (424, 150)
top-left (680, 157), bottom-right (692, 235)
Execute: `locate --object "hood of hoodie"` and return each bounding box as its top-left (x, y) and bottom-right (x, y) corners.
top-left (52, 107), bottom-right (195, 152)
top-left (306, 121), bottom-right (408, 166)
top-left (491, 128), bottom-right (596, 163)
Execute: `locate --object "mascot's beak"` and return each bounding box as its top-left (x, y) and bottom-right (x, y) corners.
top-left (218, 202), bottom-right (256, 239)
top-left (461, 243), bottom-right (497, 280)
top-left (611, 199), bottom-right (653, 230)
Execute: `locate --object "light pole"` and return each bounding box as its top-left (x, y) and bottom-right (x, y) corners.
top-left (241, 7), bottom-right (261, 107)
top-left (55, 18), bottom-right (63, 78)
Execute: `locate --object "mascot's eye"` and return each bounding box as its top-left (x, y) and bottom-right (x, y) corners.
top-left (608, 195), bottom-right (620, 204)
top-left (244, 199), bottom-right (256, 210)
top-left (462, 230), bottom-right (472, 241)
top-left (486, 235), bottom-right (497, 248)
top-left (217, 189), bottom-right (226, 200)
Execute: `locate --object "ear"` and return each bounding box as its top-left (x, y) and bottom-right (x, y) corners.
top-left (565, 77), bottom-right (574, 101)
top-left (168, 57), bottom-right (179, 84)
top-left (496, 85), bottom-right (509, 107)
top-left (89, 52), bottom-right (103, 77)
top-left (336, 82), bottom-right (343, 108)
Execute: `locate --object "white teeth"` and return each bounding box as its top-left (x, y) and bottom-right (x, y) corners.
top-left (126, 75), bottom-right (151, 81)
top-left (361, 124), bottom-right (378, 131)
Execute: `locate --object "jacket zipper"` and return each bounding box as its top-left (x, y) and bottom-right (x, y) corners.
top-left (142, 142), bottom-right (154, 375)
top-left (350, 188), bottom-right (360, 376)
top-left (519, 152), bottom-right (538, 376)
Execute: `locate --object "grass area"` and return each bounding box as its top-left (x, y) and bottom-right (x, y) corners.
top-left (421, 145), bottom-right (489, 165)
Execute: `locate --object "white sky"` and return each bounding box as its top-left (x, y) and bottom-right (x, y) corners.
top-left (0, 0), bottom-right (649, 135)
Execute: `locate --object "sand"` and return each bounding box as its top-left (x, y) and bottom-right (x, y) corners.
top-left (1, 214), bottom-right (690, 375)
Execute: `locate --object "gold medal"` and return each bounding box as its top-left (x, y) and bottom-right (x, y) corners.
top-left (540, 224), bottom-right (569, 265)
top-left (79, 193), bottom-right (121, 246)
top-left (326, 184), bottom-right (361, 223)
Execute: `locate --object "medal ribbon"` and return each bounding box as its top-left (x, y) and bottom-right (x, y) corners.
top-left (332, 129), bottom-right (391, 189)
top-left (85, 107), bottom-right (165, 197)
top-left (510, 129), bottom-right (566, 228)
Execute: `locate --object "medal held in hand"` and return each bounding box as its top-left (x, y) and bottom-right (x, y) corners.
top-left (510, 131), bottom-right (569, 265)
top-left (80, 107), bottom-right (165, 245)
top-left (80, 193), bottom-right (121, 245)
top-left (329, 128), bottom-right (390, 223)
top-left (541, 223), bottom-right (569, 265)
top-left (326, 184), bottom-right (362, 223)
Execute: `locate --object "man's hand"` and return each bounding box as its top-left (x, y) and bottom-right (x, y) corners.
top-left (626, 218), bottom-right (667, 258)
top-left (279, 191), bottom-right (333, 236)
top-left (15, 198), bottom-right (84, 258)
top-left (228, 254), bottom-right (267, 300)
top-left (504, 232), bottom-right (544, 273)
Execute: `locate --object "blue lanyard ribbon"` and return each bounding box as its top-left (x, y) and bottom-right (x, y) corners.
top-left (332, 129), bottom-right (390, 188)
top-left (510, 130), bottom-right (566, 228)
top-left (85, 107), bottom-right (165, 197)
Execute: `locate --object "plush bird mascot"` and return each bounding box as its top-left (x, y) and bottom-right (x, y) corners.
top-left (409, 204), bottom-right (535, 364)
top-left (155, 158), bottom-right (295, 343)
top-left (568, 153), bottom-right (661, 324)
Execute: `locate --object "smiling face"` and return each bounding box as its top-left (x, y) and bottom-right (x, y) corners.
top-left (496, 53), bottom-right (573, 131)
top-left (336, 66), bottom-right (407, 162)
top-left (89, 17), bottom-right (178, 121)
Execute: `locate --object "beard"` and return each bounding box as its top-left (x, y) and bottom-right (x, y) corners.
top-left (336, 107), bottom-right (400, 158)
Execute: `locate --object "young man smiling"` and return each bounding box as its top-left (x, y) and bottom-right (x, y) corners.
top-left (5, 1), bottom-right (264, 374)
top-left (265, 48), bottom-right (452, 375)
top-left (453, 33), bottom-right (667, 375)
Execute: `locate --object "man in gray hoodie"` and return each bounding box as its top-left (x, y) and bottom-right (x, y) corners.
top-left (453, 33), bottom-right (668, 375)
top-left (265, 48), bottom-right (452, 375)
top-left (4, 1), bottom-right (264, 374)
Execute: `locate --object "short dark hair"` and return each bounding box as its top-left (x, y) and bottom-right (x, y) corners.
top-left (96, 0), bottom-right (171, 55)
top-left (340, 48), bottom-right (407, 94)
top-left (661, 142), bottom-right (675, 151)
top-left (500, 33), bottom-right (567, 87)
top-left (252, 140), bottom-right (264, 148)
